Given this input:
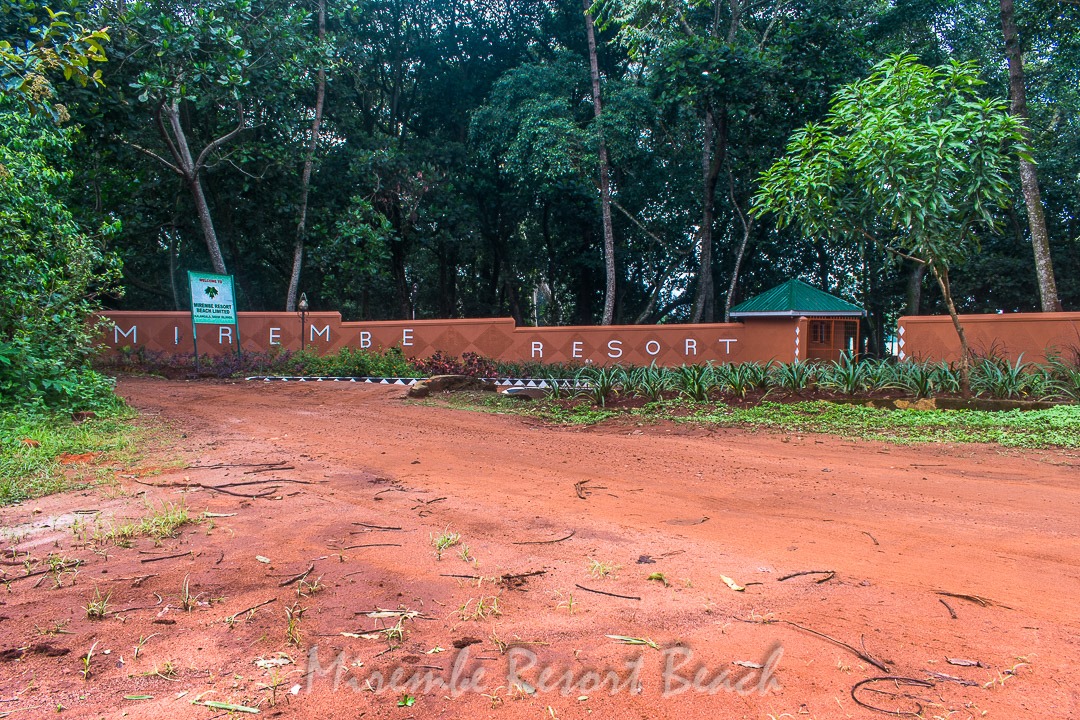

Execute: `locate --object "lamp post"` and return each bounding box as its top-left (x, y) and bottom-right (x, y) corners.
top-left (298, 292), bottom-right (309, 352)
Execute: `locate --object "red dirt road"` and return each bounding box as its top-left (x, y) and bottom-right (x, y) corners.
top-left (1, 377), bottom-right (1078, 719)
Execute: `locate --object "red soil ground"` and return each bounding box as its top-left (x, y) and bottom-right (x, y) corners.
top-left (1, 376), bottom-right (1078, 719)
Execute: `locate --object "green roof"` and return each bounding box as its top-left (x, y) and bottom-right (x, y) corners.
top-left (729, 279), bottom-right (864, 318)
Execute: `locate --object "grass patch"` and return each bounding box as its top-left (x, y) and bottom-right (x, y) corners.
top-left (0, 408), bottom-right (137, 505)
top-left (440, 393), bottom-right (1080, 448)
top-left (678, 401), bottom-right (1080, 448)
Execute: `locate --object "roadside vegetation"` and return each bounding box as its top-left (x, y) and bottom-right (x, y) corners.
top-left (432, 353), bottom-right (1080, 449)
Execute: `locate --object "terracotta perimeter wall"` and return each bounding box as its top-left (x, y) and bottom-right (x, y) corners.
top-left (898, 312), bottom-right (1080, 364)
top-left (97, 311), bottom-right (810, 367)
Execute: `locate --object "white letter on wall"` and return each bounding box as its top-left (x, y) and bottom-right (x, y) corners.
top-left (531, 341), bottom-right (543, 358)
top-left (572, 341), bottom-right (583, 358)
top-left (684, 338), bottom-right (697, 356)
top-left (269, 328), bottom-right (281, 345)
top-left (360, 331), bottom-right (372, 349)
top-left (311, 325), bottom-right (330, 342)
top-left (402, 329), bottom-right (413, 346)
top-left (219, 326), bottom-right (233, 344)
top-left (607, 340), bottom-right (623, 359)
top-left (646, 340), bottom-right (661, 356)
top-left (114, 325), bottom-right (137, 345)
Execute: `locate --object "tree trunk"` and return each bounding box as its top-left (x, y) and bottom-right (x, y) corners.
top-left (286, 0), bottom-right (327, 312)
top-left (187, 173), bottom-right (227, 275)
top-left (150, 99), bottom-right (245, 276)
top-left (723, 171), bottom-right (751, 322)
top-left (931, 264), bottom-right (972, 397)
top-left (999, 0), bottom-right (1062, 312)
top-left (691, 108), bottom-right (725, 323)
top-left (905, 262), bottom-right (926, 316)
top-left (583, 0), bottom-right (616, 325)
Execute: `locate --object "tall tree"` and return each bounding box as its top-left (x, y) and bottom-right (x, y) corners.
top-left (999, 0), bottom-right (1062, 311)
top-left (286, 0), bottom-right (328, 311)
top-left (755, 56), bottom-right (1029, 394)
top-left (583, 0), bottom-right (617, 324)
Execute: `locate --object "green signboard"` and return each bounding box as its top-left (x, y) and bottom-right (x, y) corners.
top-left (188, 271), bottom-right (237, 325)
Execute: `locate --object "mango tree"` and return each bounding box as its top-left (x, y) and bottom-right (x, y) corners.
top-left (753, 55), bottom-right (1029, 395)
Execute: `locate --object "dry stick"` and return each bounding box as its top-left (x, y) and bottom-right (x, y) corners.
top-left (927, 671), bottom-right (978, 687)
top-left (114, 597), bottom-right (164, 613)
top-left (243, 465), bottom-right (295, 474)
top-left (939, 598), bottom-right (958, 619)
top-left (278, 563), bottom-right (315, 588)
top-left (352, 522), bottom-right (403, 531)
top-left (781, 621), bottom-right (889, 672)
top-left (140, 551), bottom-right (194, 564)
top-left (936, 591), bottom-right (1013, 610)
top-left (133, 479), bottom-right (277, 498)
top-left (186, 462), bottom-right (288, 470)
top-left (373, 488), bottom-right (404, 498)
top-left (213, 478), bottom-right (312, 488)
top-left (4, 562), bottom-right (81, 582)
top-left (862, 531), bottom-right (880, 546)
top-left (225, 598), bottom-right (276, 622)
top-left (500, 570), bottom-right (547, 582)
top-left (105, 574), bottom-right (157, 584)
top-left (574, 584), bottom-right (640, 601)
top-left (341, 543), bottom-right (401, 550)
top-left (512, 530), bottom-right (575, 545)
top-left (850, 676), bottom-right (934, 717)
top-left (778, 570), bottom-right (835, 583)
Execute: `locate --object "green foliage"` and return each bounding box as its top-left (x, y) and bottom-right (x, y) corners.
top-left (102, 345), bottom-right (419, 379)
top-left (686, 401), bottom-right (1080, 449)
top-left (755, 55), bottom-right (1027, 269)
top-left (575, 365), bottom-right (622, 407)
top-left (0, 409), bottom-right (134, 505)
top-left (673, 363), bottom-right (716, 402)
top-left (0, 95), bottom-right (122, 411)
top-left (769, 361), bottom-right (817, 394)
top-left (0, 3), bottom-right (110, 116)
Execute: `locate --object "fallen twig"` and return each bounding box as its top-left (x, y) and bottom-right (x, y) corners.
top-left (277, 563), bottom-right (315, 587)
top-left (224, 598), bottom-right (276, 623)
top-left (140, 551), bottom-right (194, 564)
top-left (936, 591), bottom-right (1013, 610)
top-left (186, 461), bottom-right (288, 470)
top-left (926, 671), bottom-right (978, 687)
top-left (243, 465), bottom-right (295, 474)
top-left (781, 621), bottom-right (888, 672)
top-left (778, 570), bottom-right (835, 583)
top-left (850, 676), bottom-right (933, 716)
top-left (213, 478), bottom-right (311, 488)
top-left (133, 479), bottom-right (278, 499)
top-left (5, 561), bottom-right (81, 583)
top-left (352, 522), bottom-right (403, 531)
top-left (939, 598), bottom-right (957, 619)
top-left (862, 531), bottom-right (880, 546)
top-left (574, 584), bottom-right (640, 601)
top-left (341, 543), bottom-right (402, 550)
top-left (512, 530), bottom-right (575, 545)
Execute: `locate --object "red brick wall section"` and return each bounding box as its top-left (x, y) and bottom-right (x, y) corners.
top-left (897, 313), bottom-right (1080, 364)
top-left (97, 311), bottom-right (808, 366)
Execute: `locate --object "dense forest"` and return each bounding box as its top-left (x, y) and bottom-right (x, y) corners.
top-left (7, 0), bottom-right (1080, 360)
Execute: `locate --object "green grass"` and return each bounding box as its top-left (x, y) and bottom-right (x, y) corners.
top-left (441, 393), bottom-right (1080, 449)
top-left (675, 400), bottom-right (1080, 448)
top-left (0, 408), bottom-right (137, 505)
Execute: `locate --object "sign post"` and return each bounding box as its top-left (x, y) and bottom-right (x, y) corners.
top-left (187, 271), bottom-right (240, 373)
